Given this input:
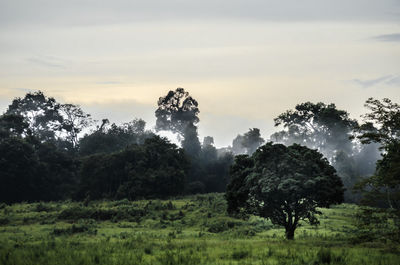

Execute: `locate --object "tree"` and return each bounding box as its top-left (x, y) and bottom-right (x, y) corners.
top-left (271, 102), bottom-right (378, 203)
top-left (242, 128), bottom-right (265, 154)
top-left (272, 102), bottom-right (358, 162)
top-left (155, 88), bottom-right (201, 157)
top-left (0, 113), bottom-right (31, 138)
top-left (354, 98), bottom-right (400, 210)
top-left (355, 141), bottom-right (400, 210)
top-left (5, 91), bottom-right (63, 142)
top-left (5, 91), bottom-right (92, 151)
top-left (0, 135), bottom-right (77, 203)
top-left (355, 97), bottom-right (400, 146)
top-left (203, 136), bottom-right (214, 147)
top-left (232, 134), bottom-right (246, 155)
top-left (59, 103), bottom-right (93, 149)
top-left (226, 142), bottom-right (344, 240)
top-left (79, 118), bottom-right (152, 156)
top-left (231, 128), bottom-right (265, 155)
top-left (0, 137), bottom-right (43, 203)
top-left (77, 136), bottom-right (189, 200)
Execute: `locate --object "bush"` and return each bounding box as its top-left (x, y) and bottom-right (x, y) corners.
top-left (58, 206), bottom-right (94, 220)
top-left (52, 221), bottom-right (97, 236)
top-left (35, 203), bottom-right (53, 212)
top-left (207, 217), bottom-right (243, 233)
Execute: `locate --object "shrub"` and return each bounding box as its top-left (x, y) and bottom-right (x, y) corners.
top-left (207, 217), bottom-right (242, 233)
top-left (52, 222), bottom-right (97, 236)
top-left (231, 249), bottom-right (251, 260)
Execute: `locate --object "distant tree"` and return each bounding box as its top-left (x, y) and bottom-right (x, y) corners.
top-left (77, 136), bottom-right (189, 200)
top-left (232, 134), bottom-right (246, 154)
top-left (242, 128), bottom-right (265, 154)
top-left (272, 102), bottom-right (358, 161)
top-left (155, 88), bottom-right (201, 157)
top-left (181, 123), bottom-right (201, 157)
top-left (79, 118), bottom-right (152, 156)
top-left (354, 98), bottom-right (400, 146)
top-left (226, 142), bottom-right (344, 240)
top-left (59, 103), bottom-right (93, 149)
top-left (203, 136), bottom-right (214, 147)
top-left (354, 98), bottom-right (400, 210)
top-left (355, 141), bottom-right (400, 210)
top-left (231, 128), bottom-right (265, 155)
top-left (5, 91), bottom-right (92, 152)
top-left (5, 91), bottom-right (63, 142)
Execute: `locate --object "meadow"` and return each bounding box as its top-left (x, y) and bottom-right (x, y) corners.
top-left (0, 194), bottom-right (398, 265)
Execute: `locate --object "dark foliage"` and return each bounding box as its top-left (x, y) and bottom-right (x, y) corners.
top-left (0, 137), bottom-right (77, 203)
top-left (79, 118), bottom-right (153, 156)
top-left (354, 98), bottom-right (400, 210)
top-left (155, 88), bottom-right (201, 157)
top-left (226, 142), bottom-right (344, 239)
top-left (271, 101), bottom-right (380, 203)
top-left (77, 136), bottom-right (189, 200)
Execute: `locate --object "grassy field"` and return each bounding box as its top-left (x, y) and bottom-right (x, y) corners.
top-left (0, 194), bottom-right (398, 265)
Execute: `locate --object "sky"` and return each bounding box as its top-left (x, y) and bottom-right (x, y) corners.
top-left (0, 0), bottom-right (399, 147)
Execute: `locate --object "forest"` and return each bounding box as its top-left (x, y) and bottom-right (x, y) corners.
top-left (0, 88), bottom-right (399, 264)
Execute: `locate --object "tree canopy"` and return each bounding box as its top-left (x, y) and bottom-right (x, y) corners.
top-left (155, 88), bottom-right (201, 157)
top-left (226, 142), bottom-right (344, 239)
top-left (272, 102), bottom-right (357, 161)
top-left (77, 136), bottom-right (189, 200)
top-left (232, 128), bottom-right (265, 155)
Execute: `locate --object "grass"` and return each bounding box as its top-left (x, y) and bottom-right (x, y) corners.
top-left (0, 194), bottom-right (399, 265)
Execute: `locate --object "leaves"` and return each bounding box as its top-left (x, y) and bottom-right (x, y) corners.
top-left (226, 142), bottom-right (344, 239)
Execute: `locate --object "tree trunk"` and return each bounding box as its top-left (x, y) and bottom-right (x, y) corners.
top-left (285, 226), bottom-right (295, 240)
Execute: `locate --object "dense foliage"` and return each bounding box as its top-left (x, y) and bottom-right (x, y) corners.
top-left (226, 142), bottom-right (344, 239)
top-left (77, 136), bottom-right (189, 200)
top-left (271, 102), bottom-right (380, 202)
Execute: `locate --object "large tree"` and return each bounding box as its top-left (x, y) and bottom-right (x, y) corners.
top-left (5, 91), bottom-right (63, 142)
top-left (271, 102), bottom-right (358, 162)
top-left (155, 88), bottom-right (201, 157)
top-left (59, 103), bottom-right (93, 149)
top-left (271, 102), bottom-right (379, 202)
top-left (226, 142), bottom-right (344, 240)
top-left (5, 91), bottom-right (92, 151)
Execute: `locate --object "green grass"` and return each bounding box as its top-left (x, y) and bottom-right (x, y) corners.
top-left (0, 194), bottom-right (398, 265)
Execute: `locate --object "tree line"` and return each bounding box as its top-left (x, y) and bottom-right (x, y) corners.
top-left (0, 89), bottom-right (398, 213)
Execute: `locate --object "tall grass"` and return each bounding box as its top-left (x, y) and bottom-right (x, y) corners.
top-left (0, 194), bottom-right (399, 265)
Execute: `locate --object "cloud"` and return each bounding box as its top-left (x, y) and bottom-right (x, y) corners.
top-left (352, 75), bottom-right (400, 88)
top-left (96, 81), bottom-right (123, 85)
top-left (373, 33), bottom-right (400, 42)
top-left (385, 75), bottom-right (400, 86)
top-left (26, 55), bottom-right (66, 69)
top-left (0, 0), bottom-right (399, 28)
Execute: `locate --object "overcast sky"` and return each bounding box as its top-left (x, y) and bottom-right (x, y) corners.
top-left (0, 0), bottom-right (399, 147)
